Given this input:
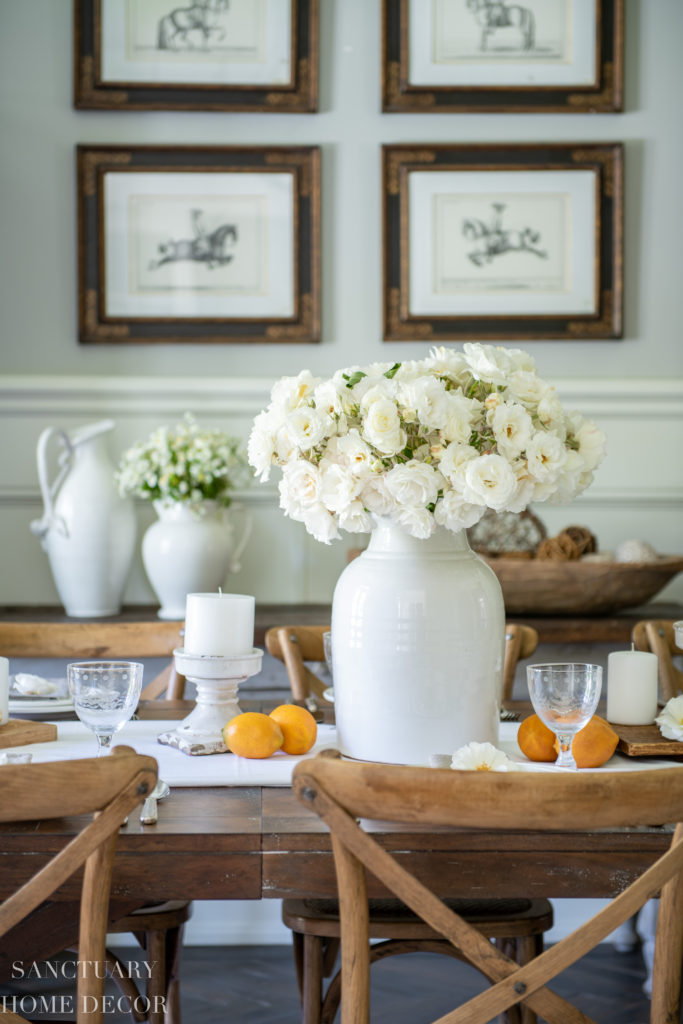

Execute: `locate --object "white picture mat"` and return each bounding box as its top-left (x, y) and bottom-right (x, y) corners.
top-left (409, 0), bottom-right (598, 87)
top-left (408, 169), bottom-right (597, 317)
top-left (100, 0), bottom-right (292, 86)
top-left (104, 171), bottom-right (295, 318)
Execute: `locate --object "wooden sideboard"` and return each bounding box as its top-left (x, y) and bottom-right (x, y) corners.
top-left (0, 602), bottom-right (682, 645)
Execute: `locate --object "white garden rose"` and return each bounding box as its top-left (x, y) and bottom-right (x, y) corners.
top-left (463, 453), bottom-right (518, 510)
top-left (360, 388), bottom-right (406, 454)
top-left (359, 474), bottom-right (397, 517)
top-left (450, 742), bottom-right (514, 772)
top-left (285, 407), bottom-right (327, 451)
top-left (319, 463), bottom-right (359, 513)
top-left (248, 344), bottom-right (605, 542)
top-left (385, 461), bottom-right (442, 509)
top-left (489, 402), bottom-right (533, 460)
top-left (526, 432), bottom-right (568, 482)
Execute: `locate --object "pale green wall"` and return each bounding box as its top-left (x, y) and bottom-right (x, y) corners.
top-left (1, 0), bottom-right (682, 381)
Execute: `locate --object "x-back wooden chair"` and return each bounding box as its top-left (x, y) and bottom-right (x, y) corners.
top-left (0, 746), bottom-right (157, 1023)
top-left (268, 622), bottom-right (549, 1024)
top-left (294, 753), bottom-right (683, 1024)
top-left (632, 619), bottom-right (683, 702)
top-left (0, 619), bottom-right (190, 1023)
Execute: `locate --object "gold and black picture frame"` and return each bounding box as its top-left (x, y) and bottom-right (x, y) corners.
top-left (75, 0), bottom-right (318, 112)
top-left (382, 0), bottom-right (623, 114)
top-left (78, 144), bottom-right (321, 344)
top-left (383, 142), bottom-right (623, 342)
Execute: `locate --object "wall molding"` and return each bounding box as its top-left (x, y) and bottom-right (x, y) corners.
top-left (2, 374), bottom-right (683, 419)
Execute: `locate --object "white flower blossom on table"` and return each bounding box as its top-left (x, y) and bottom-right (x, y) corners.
top-left (655, 695), bottom-right (683, 741)
top-left (116, 413), bottom-right (248, 510)
top-left (248, 343), bottom-right (606, 543)
top-left (450, 741), bottom-right (515, 772)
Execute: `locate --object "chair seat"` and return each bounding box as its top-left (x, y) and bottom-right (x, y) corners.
top-left (283, 896), bottom-right (553, 939)
top-left (109, 900), bottom-right (192, 933)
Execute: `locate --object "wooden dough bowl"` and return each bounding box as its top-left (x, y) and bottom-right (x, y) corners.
top-left (483, 556), bottom-right (683, 616)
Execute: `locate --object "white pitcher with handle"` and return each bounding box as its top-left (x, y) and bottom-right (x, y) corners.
top-left (30, 420), bottom-right (136, 617)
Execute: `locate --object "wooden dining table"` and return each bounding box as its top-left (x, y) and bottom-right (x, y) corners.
top-left (0, 698), bottom-right (677, 912)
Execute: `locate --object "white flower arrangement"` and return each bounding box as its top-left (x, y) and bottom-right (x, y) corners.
top-left (655, 695), bottom-right (683, 742)
top-left (116, 413), bottom-right (248, 510)
top-left (248, 343), bottom-right (606, 544)
top-left (450, 741), bottom-right (516, 772)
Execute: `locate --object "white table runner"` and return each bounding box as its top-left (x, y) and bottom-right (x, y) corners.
top-left (1, 720), bottom-right (680, 785)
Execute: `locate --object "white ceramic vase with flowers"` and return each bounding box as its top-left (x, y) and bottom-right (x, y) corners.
top-left (249, 344), bottom-right (606, 764)
top-left (117, 414), bottom-right (251, 619)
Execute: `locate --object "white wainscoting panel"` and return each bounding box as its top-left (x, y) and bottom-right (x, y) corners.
top-left (1, 375), bottom-right (682, 606)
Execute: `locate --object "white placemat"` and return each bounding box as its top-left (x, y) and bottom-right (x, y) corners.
top-left (0, 719), bottom-right (339, 787)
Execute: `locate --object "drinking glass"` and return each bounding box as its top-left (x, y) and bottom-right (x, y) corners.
top-left (67, 661), bottom-right (143, 755)
top-left (322, 630), bottom-right (335, 703)
top-left (526, 663), bottom-right (602, 770)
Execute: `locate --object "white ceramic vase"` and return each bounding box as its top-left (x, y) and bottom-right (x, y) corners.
top-left (331, 517), bottom-right (505, 765)
top-left (142, 500), bottom-right (252, 620)
top-left (30, 420), bottom-right (136, 617)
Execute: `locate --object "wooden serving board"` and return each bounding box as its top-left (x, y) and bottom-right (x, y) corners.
top-left (615, 724), bottom-right (683, 758)
top-left (0, 718), bottom-right (58, 749)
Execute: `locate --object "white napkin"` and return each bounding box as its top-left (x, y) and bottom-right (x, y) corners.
top-left (12, 673), bottom-right (60, 696)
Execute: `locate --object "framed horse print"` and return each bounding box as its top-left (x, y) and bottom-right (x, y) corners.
top-left (382, 143), bottom-right (623, 341)
top-left (77, 145), bottom-right (321, 344)
top-left (74, 0), bottom-right (318, 111)
top-left (382, 0), bottom-right (623, 113)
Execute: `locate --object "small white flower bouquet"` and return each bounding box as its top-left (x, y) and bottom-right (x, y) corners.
top-left (248, 343), bottom-right (606, 543)
top-left (117, 413), bottom-right (248, 510)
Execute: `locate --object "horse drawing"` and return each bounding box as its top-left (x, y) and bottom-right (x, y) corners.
top-left (149, 210), bottom-right (238, 271)
top-left (462, 203), bottom-right (547, 267)
top-left (466, 0), bottom-right (535, 53)
top-left (157, 0), bottom-right (229, 52)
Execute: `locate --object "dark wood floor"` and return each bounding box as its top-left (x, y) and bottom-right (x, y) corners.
top-left (0, 940), bottom-right (667, 1023)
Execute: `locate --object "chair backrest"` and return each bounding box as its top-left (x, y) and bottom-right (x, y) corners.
top-left (293, 752), bottom-right (683, 1024)
top-left (265, 622), bottom-right (538, 704)
top-left (632, 619), bottom-right (683, 701)
top-left (0, 620), bottom-right (186, 700)
top-left (0, 746), bottom-right (157, 1023)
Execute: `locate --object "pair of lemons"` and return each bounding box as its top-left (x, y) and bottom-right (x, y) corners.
top-left (223, 703), bottom-right (317, 759)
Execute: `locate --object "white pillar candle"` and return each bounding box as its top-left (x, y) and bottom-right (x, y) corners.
top-left (0, 656), bottom-right (9, 727)
top-left (183, 593), bottom-right (255, 657)
top-left (606, 649), bottom-right (659, 725)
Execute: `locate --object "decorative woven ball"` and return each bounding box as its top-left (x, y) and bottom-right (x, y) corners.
top-left (614, 539), bottom-right (658, 563)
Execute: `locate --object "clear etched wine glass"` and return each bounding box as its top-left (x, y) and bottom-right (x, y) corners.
top-left (67, 661), bottom-right (143, 755)
top-left (322, 630), bottom-right (335, 703)
top-left (526, 663), bottom-right (602, 770)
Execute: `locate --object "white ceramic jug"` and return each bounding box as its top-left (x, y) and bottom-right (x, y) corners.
top-left (30, 420), bottom-right (136, 617)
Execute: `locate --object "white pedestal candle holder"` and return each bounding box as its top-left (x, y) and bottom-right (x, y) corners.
top-left (158, 647), bottom-right (263, 756)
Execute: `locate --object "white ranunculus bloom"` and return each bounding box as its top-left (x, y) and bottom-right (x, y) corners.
top-left (462, 454), bottom-right (518, 510)
top-left (489, 402), bottom-right (533, 460)
top-left (313, 379), bottom-right (345, 422)
top-left (285, 407), bottom-right (327, 451)
top-left (573, 419), bottom-right (607, 472)
top-left (655, 696), bottom-right (683, 741)
top-left (398, 376), bottom-right (450, 432)
top-left (270, 370), bottom-right (319, 414)
top-left (319, 463), bottom-right (359, 513)
top-left (526, 432), bottom-right (568, 482)
top-left (359, 474), bottom-right (397, 517)
top-left (385, 461), bottom-right (442, 509)
top-left (361, 391), bottom-right (406, 455)
top-left (274, 425), bottom-right (299, 464)
top-left (463, 342), bottom-right (514, 386)
top-left (536, 391), bottom-right (567, 435)
top-left (395, 505), bottom-right (435, 539)
top-left (433, 490), bottom-right (485, 532)
top-left (441, 392), bottom-right (478, 444)
top-left (338, 499), bottom-right (374, 534)
top-left (303, 502), bottom-right (341, 544)
top-left (279, 461), bottom-right (322, 519)
top-left (550, 450), bottom-right (586, 504)
top-left (450, 742), bottom-right (514, 772)
top-left (506, 370), bottom-right (549, 408)
top-left (426, 345), bottom-right (470, 380)
top-left (436, 443), bottom-right (479, 487)
top-left (334, 429), bottom-right (375, 476)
